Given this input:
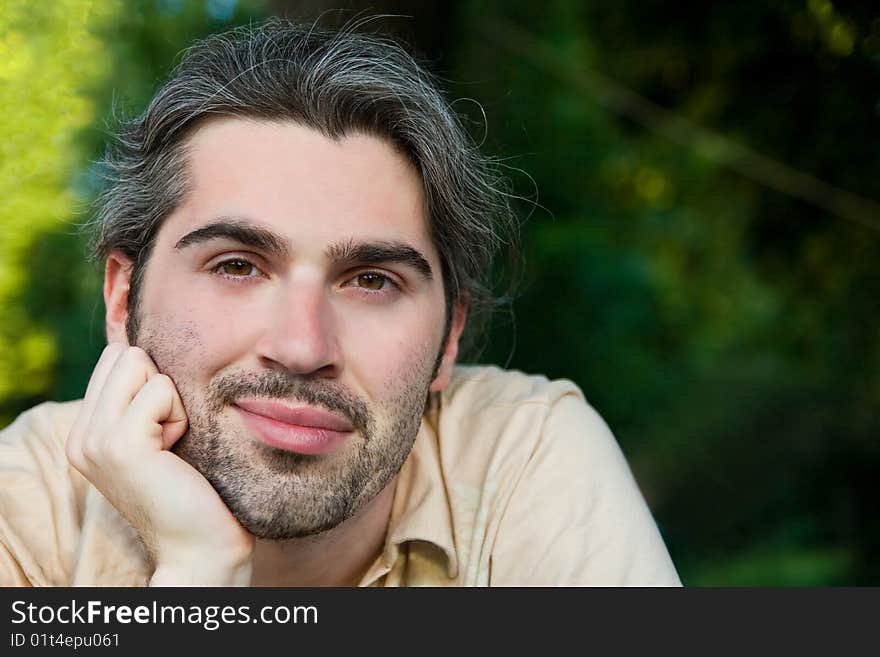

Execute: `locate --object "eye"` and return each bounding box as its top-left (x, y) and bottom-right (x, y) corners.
top-left (356, 272), bottom-right (390, 290)
top-left (344, 271), bottom-right (400, 296)
top-left (211, 258), bottom-right (264, 280)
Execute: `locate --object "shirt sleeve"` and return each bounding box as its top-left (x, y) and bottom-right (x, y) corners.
top-left (489, 392), bottom-right (681, 586)
top-left (0, 539), bottom-right (32, 586)
top-left (0, 403), bottom-right (82, 586)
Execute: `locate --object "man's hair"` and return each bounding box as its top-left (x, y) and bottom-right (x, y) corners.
top-left (87, 18), bottom-right (518, 357)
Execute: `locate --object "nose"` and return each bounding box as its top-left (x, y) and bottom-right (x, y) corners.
top-left (255, 279), bottom-right (342, 377)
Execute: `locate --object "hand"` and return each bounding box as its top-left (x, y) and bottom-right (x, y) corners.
top-left (66, 344), bottom-right (254, 586)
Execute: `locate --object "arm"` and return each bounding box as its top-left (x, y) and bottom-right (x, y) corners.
top-left (490, 393), bottom-right (680, 586)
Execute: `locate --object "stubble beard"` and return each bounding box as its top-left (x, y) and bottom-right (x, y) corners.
top-left (129, 308), bottom-right (441, 540)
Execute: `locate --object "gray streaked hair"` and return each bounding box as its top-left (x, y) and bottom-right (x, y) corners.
top-left (87, 17), bottom-right (518, 357)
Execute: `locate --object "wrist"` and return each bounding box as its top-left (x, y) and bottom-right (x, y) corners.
top-left (149, 548), bottom-right (253, 587)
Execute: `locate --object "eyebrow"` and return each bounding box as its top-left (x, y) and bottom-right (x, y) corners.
top-left (175, 218), bottom-right (290, 257)
top-left (325, 239), bottom-right (433, 281)
top-left (175, 218), bottom-right (433, 281)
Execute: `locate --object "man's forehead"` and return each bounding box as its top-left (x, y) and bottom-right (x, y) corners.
top-left (184, 116), bottom-right (418, 182)
top-left (164, 117), bottom-right (435, 258)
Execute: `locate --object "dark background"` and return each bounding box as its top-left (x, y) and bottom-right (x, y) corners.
top-left (1, 0), bottom-right (877, 585)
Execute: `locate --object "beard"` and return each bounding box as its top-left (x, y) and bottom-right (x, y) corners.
top-left (132, 315), bottom-right (440, 541)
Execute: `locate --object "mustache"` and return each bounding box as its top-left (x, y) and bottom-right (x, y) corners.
top-left (205, 369), bottom-right (373, 436)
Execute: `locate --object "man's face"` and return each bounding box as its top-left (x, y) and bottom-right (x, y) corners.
top-left (121, 118), bottom-right (456, 539)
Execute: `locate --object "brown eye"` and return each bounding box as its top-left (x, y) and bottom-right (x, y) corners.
top-left (219, 260), bottom-right (255, 277)
top-left (356, 273), bottom-right (387, 290)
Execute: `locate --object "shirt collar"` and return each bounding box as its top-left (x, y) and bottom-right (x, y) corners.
top-left (378, 395), bottom-right (459, 580)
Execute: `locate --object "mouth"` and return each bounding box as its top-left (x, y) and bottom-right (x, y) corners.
top-left (232, 399), bottom-right (355, 455)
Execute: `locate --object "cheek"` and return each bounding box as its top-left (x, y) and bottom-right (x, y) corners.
top-left (337, 306), bottom-right (441, 391)
top-left (143, 261), bottom-right (264, 340)
top-left (185, 297), bottom-right (256, 355)
top-left (139, 291), bottom-right (257, 379)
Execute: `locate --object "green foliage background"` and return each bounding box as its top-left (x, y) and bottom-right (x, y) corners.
top-left (0, 0), bottom-right (876, 585)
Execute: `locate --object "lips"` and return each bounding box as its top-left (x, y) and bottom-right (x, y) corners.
top-left (232, 400), bottom-right (355, 455)
top-left (234, 400), bottom-right (355, 431)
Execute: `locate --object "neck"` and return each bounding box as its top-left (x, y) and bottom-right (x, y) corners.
top-left (249, 476), bottom-right (397, 587)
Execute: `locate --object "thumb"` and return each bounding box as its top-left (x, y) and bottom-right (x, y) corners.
top-left (126, 372), bottom-right (189, 450)
top-left (156, 374), bottom-right (189, 449)
top-left (162, 416), bottom-right (189, 449)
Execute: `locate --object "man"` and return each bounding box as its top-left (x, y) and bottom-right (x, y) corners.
top-left (0, 19), bottom-right (679, 586)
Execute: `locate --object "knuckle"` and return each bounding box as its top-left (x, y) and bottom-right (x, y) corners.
top-left (80, 440), bottom-right (100, 464)
top-left (123, 346), bottom-right (157, 372)
top-left (123, 346), bottom-right (146, 361)
top-left (64, 441), bottom-right (82, 468)
top-left (151, 373), bottom-right (173, 388)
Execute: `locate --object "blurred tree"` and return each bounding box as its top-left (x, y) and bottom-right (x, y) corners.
top-left (270, 0), bottom-right (452, 64)
top-left (0, 0), bottom-right (119, 424)
top-left (452, 0), bottom-right (879, 584)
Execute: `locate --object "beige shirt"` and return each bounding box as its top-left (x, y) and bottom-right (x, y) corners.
top-left (0, 365), bottom-right (680, 586)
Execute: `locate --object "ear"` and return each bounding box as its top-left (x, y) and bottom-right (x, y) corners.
top-left (104, 251), bottom-right (133, 345)
top-left (429, 301), bottom-right (468, 392)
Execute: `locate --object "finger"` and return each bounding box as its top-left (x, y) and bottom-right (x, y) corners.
top-left (80, 347), bottom-right (161, 460)
top-left (161, 382), bottom-right (189, 450)
top-left (83, 343), bottom-right (127, 405)
top-left (68, 344), bottom-right (127, 461)
top-left (91, 346), bottom-right (160, 434)
top-left (123, 373), bottom-right (189, 451)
